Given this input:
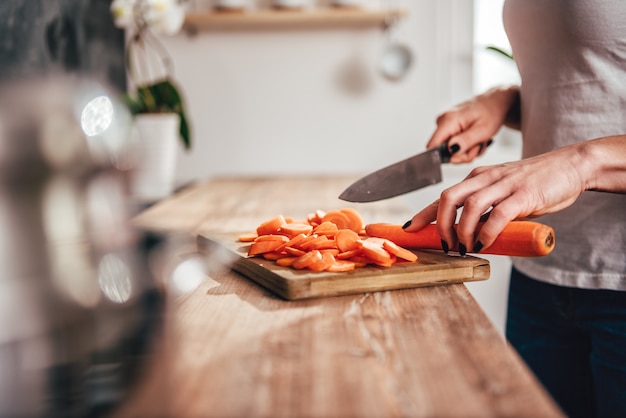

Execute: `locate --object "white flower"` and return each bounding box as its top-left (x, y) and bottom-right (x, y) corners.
top-left (143, 0), bottom-right (185, 35)
top-left (110, 0), bottom-right (185, 35)
top-left (110, 0), bottom-right (138, 30)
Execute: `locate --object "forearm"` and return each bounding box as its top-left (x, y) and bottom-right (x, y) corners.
top-left (471, 85), bottom-right (521, 130)
top-left (479, 85), bottom-right (521, 130)
top-left (576, 135), bottom-right (626, 193)
top-left (502, 85), bottom-right (521, 130)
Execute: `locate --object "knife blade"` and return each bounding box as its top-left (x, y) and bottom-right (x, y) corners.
top-left (339, 142), bottom-right (453, 202)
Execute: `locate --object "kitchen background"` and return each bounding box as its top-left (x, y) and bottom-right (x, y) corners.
top-left (161, 0), bottom-right (520, 334)
top-left (171, 0), bottom-right (475, 181)
top-left (0, 0), bottom-right (520, 335)
top-left (0, 1), bottom-right (525, 414)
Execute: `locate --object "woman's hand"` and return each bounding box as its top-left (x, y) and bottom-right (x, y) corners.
top-left (404, 143), bottom-right (590, 255)
top-left (429, 86), bottom-right (520, 163)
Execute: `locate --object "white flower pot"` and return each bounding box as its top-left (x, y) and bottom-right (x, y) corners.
top-left (131, 113), bottom-right (179, 203)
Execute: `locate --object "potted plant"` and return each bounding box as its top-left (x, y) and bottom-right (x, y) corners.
top-left (111, 0), bottom-right (191, 201)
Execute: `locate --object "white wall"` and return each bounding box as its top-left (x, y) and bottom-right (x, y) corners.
top-left (160, 0), bottom-right (474, 183)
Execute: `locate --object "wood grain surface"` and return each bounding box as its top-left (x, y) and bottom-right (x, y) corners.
top-left (122, 177), bottom-right (564, 418)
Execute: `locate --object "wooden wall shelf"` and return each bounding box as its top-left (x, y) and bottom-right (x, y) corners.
top-left (184, 8), bottom-right (408, 32)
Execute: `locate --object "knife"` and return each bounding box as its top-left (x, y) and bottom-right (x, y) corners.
top-left (339, 142), bottom-right (453, 202)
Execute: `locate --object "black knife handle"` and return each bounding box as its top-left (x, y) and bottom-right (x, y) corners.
top-left (438, 141), bottom-right (453, 163)
top-left (437, 137), bottom-right (494, 163)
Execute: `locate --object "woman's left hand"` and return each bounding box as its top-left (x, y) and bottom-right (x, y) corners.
top-left (403, 144), bottom-right (588, 254)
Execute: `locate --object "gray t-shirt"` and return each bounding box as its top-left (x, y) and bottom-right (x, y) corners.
top-left (503, 0), bottom-right (626, 290)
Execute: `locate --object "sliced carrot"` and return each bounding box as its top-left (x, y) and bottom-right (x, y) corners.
top-left (238, 232), bottom-right (258, 242)
top-left (313, 221), bottom-right (339, 236)
top-left (347, 256), bottom-right (371, 267)
top-left (321, 210), bottom-right (351, 230)
top-left (319, 249), bottom-right (340, 257)
top-left (300, 235), bottom-right (332, 251)
top-left (359, 239), bottom-right (393, 267)
top-left (365, 255), bottom-right (394, 268)
top-left (276, 233), bottom-right (309, 252)
top-left (256, 215), bottom-right (286, 236)
top-left (307, 209), bottom-right (326, 226)
top-left (307, 219), bottom-right (320, 228)
top-left (327, 260), bottom-right (356, 272)
top-left (248, 240), bottom-right (286, 256)
top-left (309, 236), bottom-right (337, 251)
top-left (292, 250), bottom-right (322, 270)
top-left (276, 257), bottom-right (298, 267)
top-left (263, 252), bottom-right (289, 261)
top-left (382, 239), bottom-right (418, 262)
top-left (336, 249), bottom-right (361, 260)
top-left (254, 234), bottom-right (289, 243)
top-left (362, 236), bottom-right (386, 246)
top-left (279, 223), bottom-right (313, 238)
top-left (335, 229), bottom-right (361, 252)
top-left (285, 247), bottom-right (307, 257)
top-left (294, 234), bottom-right (318, 250)
top-left (307, 252), bottom-right (335, 272)
top-left (339, 207), bottom-right (364, 233)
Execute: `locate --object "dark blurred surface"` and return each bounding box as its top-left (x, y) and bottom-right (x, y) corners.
top-left (0, 0), bottom-right (125, 89)
top-left (0, 77), bottom-right (165, 417)
top-left (0, 4), bottom-right (170, 416)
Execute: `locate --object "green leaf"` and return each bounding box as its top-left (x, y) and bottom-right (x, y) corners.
top-left (179, 110), bottom-right (191, 150)
top-left (146, 80), bottom-right (182, 111)
top-left (486, 45), bottom-right (514, 61)
top-left (122, 94), bottom-right (147, 115)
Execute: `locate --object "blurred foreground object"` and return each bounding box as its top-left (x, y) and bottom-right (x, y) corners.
top-left (0, 76), bottom-right (165, 418)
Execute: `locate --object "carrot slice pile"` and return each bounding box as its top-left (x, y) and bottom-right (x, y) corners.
top-left (240, 208), bottom-right (418, 273)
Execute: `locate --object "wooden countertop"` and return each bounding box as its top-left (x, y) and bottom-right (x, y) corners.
top-left (118, 176), bottom-right (563, 418)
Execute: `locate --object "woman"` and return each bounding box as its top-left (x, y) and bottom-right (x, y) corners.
top-left (403, 1), bottom-right (626, 417)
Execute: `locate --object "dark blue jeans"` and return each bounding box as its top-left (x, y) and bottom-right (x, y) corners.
top-left (506, 267), bottom-right (626, 418)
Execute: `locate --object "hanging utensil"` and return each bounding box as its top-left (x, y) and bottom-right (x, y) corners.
top-left (378, 3), bottom-right (413, 81)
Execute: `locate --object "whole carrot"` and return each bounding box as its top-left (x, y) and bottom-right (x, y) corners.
top-left (364, 221), bottom-right (555, 257)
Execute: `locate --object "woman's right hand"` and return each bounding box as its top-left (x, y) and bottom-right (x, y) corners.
top-left (429, 86), bottom-right (520, 163)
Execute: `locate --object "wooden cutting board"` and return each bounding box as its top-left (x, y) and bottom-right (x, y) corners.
top-left (198, 232), bottom-right (490, 300)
